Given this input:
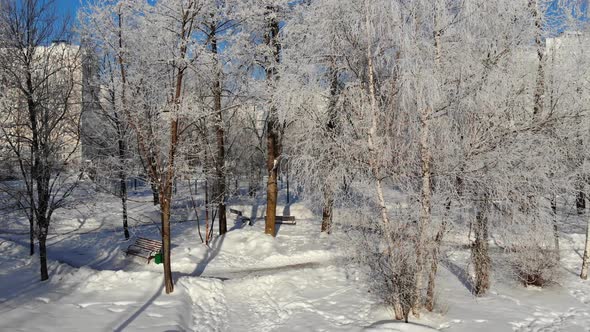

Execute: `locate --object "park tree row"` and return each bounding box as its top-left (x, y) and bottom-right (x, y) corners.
top-left (1, 0), bottom-right (590, 320)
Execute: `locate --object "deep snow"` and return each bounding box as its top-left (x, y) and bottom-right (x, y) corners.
top-left (1, 183), bottom-right (589, 331)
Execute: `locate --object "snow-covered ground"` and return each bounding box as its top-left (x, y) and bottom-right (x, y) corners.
top-left (1, 183), bottom-right (589, 331)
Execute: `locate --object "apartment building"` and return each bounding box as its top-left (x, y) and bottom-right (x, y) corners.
top-left (0, 41), bottom-right (92, 179)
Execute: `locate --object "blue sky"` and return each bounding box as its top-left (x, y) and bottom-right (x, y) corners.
top-left (55, 0), bottom-right (84, 21)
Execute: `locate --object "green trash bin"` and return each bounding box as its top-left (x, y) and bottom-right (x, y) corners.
top-left (154, 253), bottom-right (163, 264)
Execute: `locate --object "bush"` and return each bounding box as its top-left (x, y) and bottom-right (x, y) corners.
top-left (350, 211), bottom-right (419, 322)
top-left (510, 247), bottom-right (559, 287)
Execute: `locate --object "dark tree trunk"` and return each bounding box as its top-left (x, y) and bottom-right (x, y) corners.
top-left (264, 6), bottom-right (281, 237)
top-left (577, 190), bottom-right (586, 215)
top-left (248, 174), bottom-right (256, 197)
top-left (530, 0), bottom-right (545, 117)
top-left (120, 176), bottom-right (129, 239)
top-left (321, 187), bottom-right (334, 233)
top-left (286, 162), bottom-right (290, 204)
top-left (29, 213), bottom-right (35, 256)
top-left (160, 193), bottom-right (174, 293)
top-left (249, 165), bottom-right (261, 197)
top-left (320, 65), bottom-right (339, 235)
top-left (265, 120), bottom-right (279, 237)
top-left (116, 116), bottom-right (129, 240)
top-left (218, 203), bottom-right (227, 235)
top-left (158, 60), bottom-right (184, 294)
top-left (152, 184), bottom-right (160, 205)
top-left (160, 110), bottom-right (180, 294)
top-left (205, 179), bottom-right (211, 244)
top-left (35, 174), bottom-right (51, 282)
top-left (552, 195), bottom-right (560, 260)
top-left (471, 199), bottom-right (491, 296)
top-left (28, 76), bottom-right (51, 282)
top-left (38, 223), bottom-right (49, 281)
top-left (210, 22), bottom-right (227, 236)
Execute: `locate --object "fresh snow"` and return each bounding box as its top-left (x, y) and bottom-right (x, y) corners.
top-left (1, 186), bottom-right (590, 331)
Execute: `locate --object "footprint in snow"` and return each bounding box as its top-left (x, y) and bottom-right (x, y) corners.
top-left (112, 301), bottom-right (136, 306)
top-left (571, 289), bottom-right (590, 305)
top-left (154, 301), bottom-right (174, 306)
top-left (78, 302), bottom-right (102, 308)
top-left (108, 307), bottom-right (126, 313)
top-left (439, 319), bottom-right (463, 329)
top-left (147, 312), bottom-right (164, 318)
top-left (35, 297), bottom-right (50, 303)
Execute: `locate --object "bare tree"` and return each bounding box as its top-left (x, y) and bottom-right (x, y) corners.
top-left (79, 41), bottom-right (135, 240)
top-left (0, 0), bottom-right (82, 280)
top-left (84, 0), bottom-right (202, 294)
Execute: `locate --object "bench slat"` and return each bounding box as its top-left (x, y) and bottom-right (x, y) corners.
top-left (135, 239), bottom-right (161, 245)
top-left (133, 244), bottom-right (160, 249)
top-left (275, 220), bottom-right (297, 225)
top-left (133, 241), bottom-right (161, 247)
top-left (133, 246), bottom-right (160, 250)
top-left (264, 215), bottom-right (296, 222)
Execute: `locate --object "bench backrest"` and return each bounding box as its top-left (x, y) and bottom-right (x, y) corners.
top-left (134, 237), bottom-right (162, 250)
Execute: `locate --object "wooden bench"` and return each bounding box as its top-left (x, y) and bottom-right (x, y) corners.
top-left (266, 215), bottom-right (297, 225)
top-left (126, 237), bottom-right (162, 264)
top-left (230, 208), bottom-right (252, 226)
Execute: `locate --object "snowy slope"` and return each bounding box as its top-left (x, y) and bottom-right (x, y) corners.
top-left (1, 186), bottom-right (590, 331)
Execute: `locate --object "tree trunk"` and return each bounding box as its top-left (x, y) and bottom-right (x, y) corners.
top-left (581, 212), bottom-right (590, 279)
top-left (158, 1), bottom-right (194, 294)
top-left (414, 106), bottom-right (433, 317)
top-left (210, 22), bottom-right (227, 236)
top-left (426, 201), bottom-right (450, 311)
top-left (29, 212), bottom-right (35, 256)
top-left (426, 230), bottom-right (446, 311)
top-left (38, 224), bottom-right (49, 281)
top-left (120, 176), bottom-right (129, 240)
top-left (551, 195), bottom-right (559, 260)
top-left (577, 190), bottom-right (586, 215)
top-left (530, 0), bottom-right (545, 117)
top-left (320, 64), bottom-right (339, 234)
top-left (286, 162), bottom-right (290, 204)
top-left (321, 187), bottom-right (334, 233)
top-left (265, 125), bottom-right (279, 236)
top-left (160, 116), bottom-right (179, 293)
top-left (471, 199), bottom-right (491, 296)
top-left (160, 193), bottom-right (174, 293)
top-left (264, 6), bottom-right (281, 237)
top-left (116, 123), bottom-right (129, 240)
top-left (150, 182), bottom-right (159, 205)
top-left (422, 11), bottom-right (444, 314)
top-left (394, 300), bottom-right (404, 321)
top-left (159, 83), bottom-right (182, 294)
top-left (205, 179), bottom-right (211, 245)
top-left (248, 169), bottom-right (258, 197)
top-left (363, 0), bottom-right (403, 320)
